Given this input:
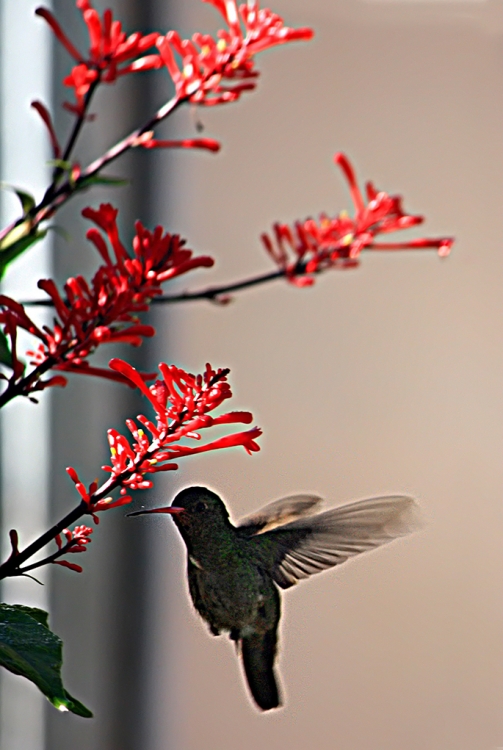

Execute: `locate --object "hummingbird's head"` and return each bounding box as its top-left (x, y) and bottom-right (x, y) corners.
top-left (127, 486), bottom-right (230, 533)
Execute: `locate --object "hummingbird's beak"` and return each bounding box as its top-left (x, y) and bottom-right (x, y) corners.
top-left (127, 506), bottom-right (185, 517)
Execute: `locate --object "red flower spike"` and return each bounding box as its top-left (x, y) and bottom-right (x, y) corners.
top-left (262, 152), bottom-right (454, 284)
top-left (37, 2), bottom-right (161, 115)
top-left (95, 359), bottom-right (261, 501)
top-left (157, 1), bottom-right (313, 106)
top-left (49, 362), bottom-right (259, 554)
top-left (3, 204), bottom-right (212, 398)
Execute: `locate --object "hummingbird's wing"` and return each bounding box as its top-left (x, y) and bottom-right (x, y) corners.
top-left (237, 494), bottom-right (323, 535)
top-left (254, 495), bottom-right (420, 589)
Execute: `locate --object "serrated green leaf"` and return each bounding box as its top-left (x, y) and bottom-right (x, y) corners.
top-left (0, 603), bottom-right (93, 718)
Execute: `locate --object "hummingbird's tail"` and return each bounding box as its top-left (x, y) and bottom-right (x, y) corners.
top-left (241, 629), bottom-right (281, 711)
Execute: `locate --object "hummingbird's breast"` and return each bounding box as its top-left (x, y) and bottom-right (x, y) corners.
top-left (186, 541), bottom-right (279, 636)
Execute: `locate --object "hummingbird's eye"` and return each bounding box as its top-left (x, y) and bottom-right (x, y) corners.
top-left (194, 501), bottom-right (208, 513)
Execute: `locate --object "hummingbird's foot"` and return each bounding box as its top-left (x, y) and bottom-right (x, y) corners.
top-left (209, 624), bottom-right (221, 636)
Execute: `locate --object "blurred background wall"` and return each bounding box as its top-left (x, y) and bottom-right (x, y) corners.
top-left (1, 1), bottom-right (503, 749)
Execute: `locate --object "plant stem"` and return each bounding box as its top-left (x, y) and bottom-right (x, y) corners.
top-left (0, 357), bottom-right (56, 409)
top-left (43, 80), bottom-right (100, 204)
top-left (0, 94), bottom-right (183, 248)
top-left (21, 268), bottom-right (290, 308)
top-left (0, 501), bottom-right (88, 580)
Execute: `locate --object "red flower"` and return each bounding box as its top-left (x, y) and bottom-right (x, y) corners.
top-left (0, 205), bottom-right (214, 396)
top-left (63, 360), bottom-right (261, 525)
top-left (37, 207), bottom-right (213, 382)
top-left (157, 0), bottom-right (313, 105)
top-left (104, 359), bottom-right (261, 481)
top-left (139, 135), bottom-right (221, 153)
top-left (55, 525), bottom-right (93, 553)
top-left (53, 524), bottom-right (93, 573)
top-left (262, 152), bottom-right (454, 286)
top-left (36, 0), bottom-right (161, 115)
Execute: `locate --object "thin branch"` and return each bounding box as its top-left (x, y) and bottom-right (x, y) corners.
top-left (0, 500), bottom-right (89, 580)
top-left (20, 268), bottom-right (289, 308)
top-left (28, 95), bottom-right (183, 229)
top-left (0, 94), bottom-right (184, 248)
top-left (43, 79), bottom-right (101, 203)
top-left (0, 356), bottom-right (57, 409)
top-left (154, 269), bottom-right (285, 303)
top-left (0, 468), bottom-right (117, 580)
top-left (0, 370), bottom-right (233, 579)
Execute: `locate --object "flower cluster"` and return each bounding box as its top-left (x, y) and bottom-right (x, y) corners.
top-left (37, 0), bottom-right (161, 115)
top-left (53, 525), bottom-right (93, 573)
top-left (157, 0), bottom-right (313, 105)
top-left (261, 152), bottom-right (454, 286)
top-left (36, 0), bottom-right (313, 117)
top-left (0, 204), bottom-right (213, 399)
top-left (65, 359), bottom-right (261, 527)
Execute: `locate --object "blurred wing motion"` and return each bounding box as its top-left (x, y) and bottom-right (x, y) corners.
top-left (255, 495), bottom-right (420, 589)
top-left (238, 494), bottom-right (323, 535)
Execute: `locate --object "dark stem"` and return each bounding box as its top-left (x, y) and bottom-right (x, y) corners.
top-left (17, 546), bottom-right (75, 575)
top-left (0, 466), bottom-right (120, 580)
top-left (21, 268), bottom-right (289, 308)
top-left (0, 357), bottom-right (57, 409)
top-left (0, 94), bottom-right (183, 247)
top-left (29, 95), bottom-right (183, 228)
top-left (155, 269), bottom-right (285, 303)
top-left (0, 501), bottom-right (88, 580)
top-left (0, 379), bottom-right (214, 578)
top-left (42, 79), bottom-right (100, 204)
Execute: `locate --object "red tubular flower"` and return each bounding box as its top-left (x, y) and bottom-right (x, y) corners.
top-left (157, 0), bottom-right (313, 105)
top-left (36, 1), bottom-right (161, 115)
top-left (262, 152), bottom-right (454, 285)
top-left (53, 560), bottom-right (83, 573)
top-left (103, 358), bottom-right (261, 485)
top-left (0, 205), bottom-right (214, 397)
top-left (55, 525), bottom-right (93, 553)
top-left (52, 524), bottom-right (93, 573)
top-left (140, 137), bottom-right (221, 153)
top-left (63, 360), bottom-right (261, 535)
top-left (31, 101), bottom-right (62, 158)
top-left (0, 295), bottom-right (49, 381)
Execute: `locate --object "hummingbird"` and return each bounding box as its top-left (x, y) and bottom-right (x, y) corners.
top-left (128, 486), bottom-right (418, 711)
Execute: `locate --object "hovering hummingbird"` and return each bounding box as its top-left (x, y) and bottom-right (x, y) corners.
top-left (128, 486), bottom-right (418, 711)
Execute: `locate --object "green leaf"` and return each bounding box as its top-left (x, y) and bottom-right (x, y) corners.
top-left (46, 159), bottom-right (73, 172)
top-left (0, 603), bottom-right (93, 718)
top-left (77, 174), bottom-right (129, 190)
top-left (13, 189), bottom-right (36, 214)
top-left (0, 228), bottom-right (47, 278)
top-left (13, 605), bottom-right (49, 628)
top-left (0, 184), bottom-right (36, 214)
top-left (0, 330), bottom-right (13, 369)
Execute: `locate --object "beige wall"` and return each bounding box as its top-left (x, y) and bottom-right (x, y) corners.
top-left (140, 2), bottom-right (503, 749)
